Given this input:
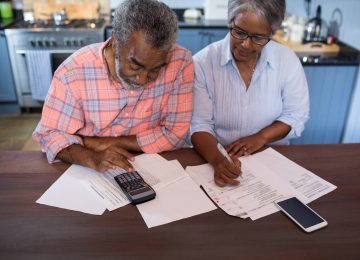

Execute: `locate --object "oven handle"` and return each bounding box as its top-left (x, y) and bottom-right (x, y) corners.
top-left (16, 49), bottom-right (75, 54)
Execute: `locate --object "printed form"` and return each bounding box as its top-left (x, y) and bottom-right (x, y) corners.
top-left (37, 153), bottom-right (216, 228)
top-left (186, 148), bottom-right (337, 220)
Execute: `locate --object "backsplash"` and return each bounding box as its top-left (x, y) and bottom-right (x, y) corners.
top-left (109, 0), bottom-right (205, 9)
top-left (22, 0), bottom-right (110, 14)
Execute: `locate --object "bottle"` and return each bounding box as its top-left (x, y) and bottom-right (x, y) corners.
top-left (11, 0), bottom-right (23, 19)
top-left (0, 0), bottom-right (13, 19)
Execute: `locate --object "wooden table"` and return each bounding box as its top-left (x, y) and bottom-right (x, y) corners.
top-left (1, 144), bottom-right (359, 259)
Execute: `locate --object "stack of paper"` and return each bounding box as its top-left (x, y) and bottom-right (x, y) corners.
top-left (186, 148), bottom-right (337, 220)
top-left (36, 153), bottom-right (216, 228)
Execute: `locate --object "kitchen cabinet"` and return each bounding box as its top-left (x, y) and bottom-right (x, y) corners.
top-left (105, 26), bottom-right (228, 54)
top-left (291, 65), bottom-right (358, 144)
top-left (0, 30), bottom-right (19, 114)
top-left (177, 28), bottom-right (228, 54)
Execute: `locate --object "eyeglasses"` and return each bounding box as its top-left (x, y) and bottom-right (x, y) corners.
top-left (229, 26), bottom-right (271, 46)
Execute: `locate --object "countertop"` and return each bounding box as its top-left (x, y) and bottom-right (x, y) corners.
top-left (299, 41), bottom-right (360, 66)
top-left (273, 31), bottom-right (360, 66)
top-left (0, 18), bottom-right (17, 30)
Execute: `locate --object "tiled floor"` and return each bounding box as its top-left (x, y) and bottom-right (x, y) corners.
top-left (0, 113), bottom-right (41, 151)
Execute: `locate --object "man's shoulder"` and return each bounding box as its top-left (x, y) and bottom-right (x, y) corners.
top-left (162, 44), bottom-right (193, 76)
top-left (57, 42), bottom-right (104, 73)
top-left (167, 44), bottom-right (192, 63)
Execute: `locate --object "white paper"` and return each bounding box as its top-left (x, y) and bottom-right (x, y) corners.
top-left (131, 153), bottom-right (186, 190)
top-left (187, 160), bottom-right (296, 219)
top-left (186, 148), bottom-right (337, 220)
top-left (137, 174), bottom-right (217, 228)
top-left (85, 166), bottom-right (130, 211)
top-left (36, 165), bottom-right (106, 215)
top-left (247, 148), bottom-right (337, 202)
top-left (136, 160), bottom-right (217, 228)
top-left (36, 154), bottom-right (191, 216)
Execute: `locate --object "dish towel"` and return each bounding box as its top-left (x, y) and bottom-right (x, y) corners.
top-left (25, 50), bottom-right (52, 101)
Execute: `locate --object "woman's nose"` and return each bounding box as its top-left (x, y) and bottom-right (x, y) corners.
top-left (240, 37), bottom-right (252, 49)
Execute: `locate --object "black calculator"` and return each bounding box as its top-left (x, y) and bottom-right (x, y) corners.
top-left (114, 171), bottom-right (156, 205)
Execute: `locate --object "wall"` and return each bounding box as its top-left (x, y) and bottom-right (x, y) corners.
top-left (286, 0), bottom-right (360, 143)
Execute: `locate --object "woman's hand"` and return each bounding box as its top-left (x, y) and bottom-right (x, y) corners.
top-left (213, 155), bottom-right (242, 187)
top-left (227, 133), bottom-right (267, 157)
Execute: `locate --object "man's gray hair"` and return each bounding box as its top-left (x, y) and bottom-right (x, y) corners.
top-left (228, 0), bottom-right (285, 34)
top-left (112, 0), bottom-right (178, 51)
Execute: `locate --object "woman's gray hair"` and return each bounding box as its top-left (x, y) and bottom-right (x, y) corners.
top-left (228, 0), bottom-right (285, 34)
top-left (112, 0), bottom-right (178, 51)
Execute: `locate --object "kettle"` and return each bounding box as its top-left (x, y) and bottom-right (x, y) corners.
top-left (303, 5), bottom-right (328, 43)
top-left (53, 10), bottom-right (69, 26)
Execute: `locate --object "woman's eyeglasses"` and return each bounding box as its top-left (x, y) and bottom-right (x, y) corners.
top-left (229, 26), bottom-right (271, 46)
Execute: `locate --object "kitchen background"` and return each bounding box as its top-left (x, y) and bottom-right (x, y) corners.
top-left (0, 0), bottom-right (359, 151)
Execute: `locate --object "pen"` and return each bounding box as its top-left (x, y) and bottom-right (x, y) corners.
top-left (217, 143), bottom-right (234, 165)
top-left (217, 143), bottom-right (243, 179)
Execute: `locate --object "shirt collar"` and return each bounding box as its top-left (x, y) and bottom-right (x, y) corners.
top-left (100, 37), bottom-right (112, 65)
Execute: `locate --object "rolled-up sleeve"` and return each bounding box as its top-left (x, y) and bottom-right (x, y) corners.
top-left (277, 57), bottom-right (310, 139)
top-left (32, 75), bottom-right (84, 163)
top-left (137, 51), bottom-right (194, 153)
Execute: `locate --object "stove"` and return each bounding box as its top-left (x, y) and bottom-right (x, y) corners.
top-left (5, 18), bottom-right (107, 107)
top-left (8, 18), bottom-right (106, 30)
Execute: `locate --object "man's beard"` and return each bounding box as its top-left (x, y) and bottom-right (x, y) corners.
top-left (114, 49), bottom-right (143, 90)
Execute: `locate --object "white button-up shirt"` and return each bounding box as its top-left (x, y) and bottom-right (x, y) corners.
top-left (189, 33), bottom-right (309, 146)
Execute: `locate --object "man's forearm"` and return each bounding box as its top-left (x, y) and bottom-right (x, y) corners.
top-left (56, 144), bottom-right (97, 168)
top-left (83, 135), bottom-right (141, 152)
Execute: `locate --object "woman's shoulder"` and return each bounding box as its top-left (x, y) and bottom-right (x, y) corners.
top-left (193, 38), bottom-right (226, 64)
top-left (267, 40), bottom-right (299, 61)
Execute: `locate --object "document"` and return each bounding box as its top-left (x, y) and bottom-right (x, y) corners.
top-left (36, 165), bottom-right (107, 215)
top-left (136, 160), bottom-right (217, 228)
top-left (37, 153), bottom-right (215, 227)
top-left (130, 153), bottom-right (186, 191)
top-left (82, 166), bottom-right (130, 211)
top-left (247, 148), bottom-right (337, 202)
top-left (186, 148), bottom-right (337, 220)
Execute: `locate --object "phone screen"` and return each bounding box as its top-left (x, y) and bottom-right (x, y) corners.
top-left (277, 197), bottom-right (325, 228)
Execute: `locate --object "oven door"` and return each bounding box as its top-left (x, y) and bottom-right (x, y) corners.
top-left (14, 49), bottom-right (74, 106)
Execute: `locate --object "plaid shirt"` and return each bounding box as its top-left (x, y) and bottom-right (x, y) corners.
top-left (33, 38), bottom-right (194, 163)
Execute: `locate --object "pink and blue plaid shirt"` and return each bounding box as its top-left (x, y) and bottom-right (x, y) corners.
top-left (33, 38), bottom-right (194, 163)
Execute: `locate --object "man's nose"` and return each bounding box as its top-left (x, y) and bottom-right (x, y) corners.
top-left (135, 70), bottom-right (149, 85)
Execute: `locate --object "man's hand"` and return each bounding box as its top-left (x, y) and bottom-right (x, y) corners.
top-left (90, 146), bottom-right (135, 172)
top-left (57, 135), bottom-right (142, 173)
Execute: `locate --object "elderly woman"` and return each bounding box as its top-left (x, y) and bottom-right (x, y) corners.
top-left (190, 0), bottom-right (309, 187)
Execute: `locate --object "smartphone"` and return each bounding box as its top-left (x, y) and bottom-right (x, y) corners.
top-left (275, 196), bottom-right (328, 233)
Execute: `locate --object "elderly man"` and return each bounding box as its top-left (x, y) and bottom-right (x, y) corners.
top-left (33, 0), bottom-right (194, 172)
